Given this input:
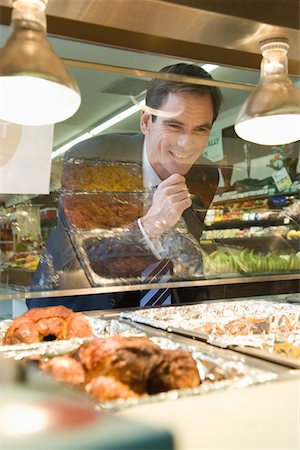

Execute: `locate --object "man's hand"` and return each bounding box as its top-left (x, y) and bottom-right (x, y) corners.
top-left (141, 174), bottom-right (192, 238)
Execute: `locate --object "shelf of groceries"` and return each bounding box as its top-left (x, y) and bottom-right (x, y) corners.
top-left (198, 186), bottom-right (300, 276)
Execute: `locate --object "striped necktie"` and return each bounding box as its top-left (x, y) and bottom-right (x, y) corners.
top-left (140, 259), bottom-right (172, 307)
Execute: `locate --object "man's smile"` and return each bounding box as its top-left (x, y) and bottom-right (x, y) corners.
top-left (169, 150), bottom-right (192, 160)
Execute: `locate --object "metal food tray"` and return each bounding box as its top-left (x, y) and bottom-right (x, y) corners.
top-left (70, 228), bottom-right (147, 287)
top-left (0, 316), bottom-right (280, 412)
top-left (120, 300), bottom-right (300, 369)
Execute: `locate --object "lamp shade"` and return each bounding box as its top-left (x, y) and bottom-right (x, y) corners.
top-left (0, 0), bottom-right (81, 126)
top-left (234, 39), bottom-right (300, 145)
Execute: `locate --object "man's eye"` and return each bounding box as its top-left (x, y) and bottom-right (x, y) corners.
top-left (195, 127), bottom-right (210, 135)
top-left (167, 123), bottom-right (181, 129)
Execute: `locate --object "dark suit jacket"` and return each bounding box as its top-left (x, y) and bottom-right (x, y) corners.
top-left (28, 133), bottom-right (218, 311)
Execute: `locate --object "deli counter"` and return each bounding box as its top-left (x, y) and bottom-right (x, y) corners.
top-left (0, 1), bottom-right (300, 449)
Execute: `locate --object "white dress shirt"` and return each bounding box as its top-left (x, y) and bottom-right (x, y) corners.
top-left (137, 139), bottom-right (164, 259)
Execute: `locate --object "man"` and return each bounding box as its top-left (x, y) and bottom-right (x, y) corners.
top-left (28, 63), bottom-right (222, 310)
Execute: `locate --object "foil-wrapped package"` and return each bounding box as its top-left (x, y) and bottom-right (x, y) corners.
top-left (120, 300), bottom-right (300, 366)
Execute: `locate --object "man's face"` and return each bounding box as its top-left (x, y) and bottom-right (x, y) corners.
top-left (141, 91), bottom-right (214, 180)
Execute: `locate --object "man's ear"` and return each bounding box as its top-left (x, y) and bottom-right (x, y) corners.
top-left (140, 111), bottom-right (151, 135)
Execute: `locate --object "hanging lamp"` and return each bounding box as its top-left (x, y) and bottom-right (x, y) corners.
top-left (0, 0), bottom-right (81, 126)
top-left (234, 38), bottom-right (300, 145)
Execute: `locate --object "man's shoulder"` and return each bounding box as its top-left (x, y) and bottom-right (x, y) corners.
top-left (65, 133), bottom-right (144, 161)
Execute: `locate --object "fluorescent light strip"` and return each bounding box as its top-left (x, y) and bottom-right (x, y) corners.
top-left (51, 99), bottom-right (145, 159)
top-left (202, 64), bottom-right (219, 73)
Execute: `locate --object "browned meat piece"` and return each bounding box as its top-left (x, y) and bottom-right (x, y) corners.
top-left (148, 349), bottom-right (201, 394)
top-left (193, 322), bottom-right (224, 335)
top-left (40, 356), bottom-right (85, 385)
top-left (66, 313), bottom-right (94, 339)
top-left (224, 317), bottom-right (270, 336)
top-left (3, 305), bottom-right (93, 344)
top-left (86, 376), bottom-right (140, 402)
top-left (77, 336), bottom-right (164, 394)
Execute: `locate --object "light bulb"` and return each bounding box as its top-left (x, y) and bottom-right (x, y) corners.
top-left (0, 0), bottom-right (81, 126)
top-left (234, 38), bottom-right (300, 145)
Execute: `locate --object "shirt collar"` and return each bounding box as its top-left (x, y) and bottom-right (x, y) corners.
top-left (142, 139), bottom-right (162, 188)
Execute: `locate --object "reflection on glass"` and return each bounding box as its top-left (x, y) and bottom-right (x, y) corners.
top-left (0, 54), bottom-right (299, 304)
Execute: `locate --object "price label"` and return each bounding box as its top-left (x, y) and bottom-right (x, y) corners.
top-left (272, 167), bottom-right (292, 192)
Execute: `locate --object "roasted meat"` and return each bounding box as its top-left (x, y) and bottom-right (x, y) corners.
top-left (77, 336), bottom-right (164, 394)
top-left (86, 376), bottom-right (140, 402)
top-left (3, 306), bottom-right (93, 344)
top-left (148, 349), bottom-right (201, 394)
top-left (40, 355), bottom-right (85, 385)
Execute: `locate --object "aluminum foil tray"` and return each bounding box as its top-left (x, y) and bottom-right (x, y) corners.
top-left (0, 316), bottom-right (276, 412)
top-left (120, 300), bottom-right (300, 368)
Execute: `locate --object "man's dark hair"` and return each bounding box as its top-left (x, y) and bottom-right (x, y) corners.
top-left (146, 63), bottom-right (223, 123)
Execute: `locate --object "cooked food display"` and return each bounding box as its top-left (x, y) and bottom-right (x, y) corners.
top-left (0, 311), bottom-right (277, 407)
top-left (120, 301), bottom-right (300, 363)
top-left (86, 376), bottom-right (140, 401)
top-left (61, 192), bottom-right (144, 230)
top-left (37, 336), bottom-right (201, 403)
top-left (61, 160), bottom-right (143, 192)
top-left (193, 314), bottom-right (299, 336)
top-left (78, 336), bottom-right (200, 395)
top-left (40, 355), bottom-right (86, 385)
top-left (3, 305), bottom-right (94, 345)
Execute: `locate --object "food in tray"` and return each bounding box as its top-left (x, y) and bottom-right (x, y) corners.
top-left (77, 336), bottom-right (200, 394)
top-left (86, 376), bottom-right (140, 401)
top-left (61, 192), bottom-right (144, 229)
top-left (147, 348), bottom-right (202, 394)
top-left (3, 306), bottom-right (93, 345)
top-left (6, 251), bottom-right (40, 270)
top-left (62, 160), bottom-right (143, 191)
top-left (1, 313), bottom-right (276, 405)
top-left (37, 336), bottom-right (201, 403)
top-left (271, 341), bottom-right (300, 359)
top-left (287, 229), bottom-right (300, 240)
top-left (193, 314), bottom-right (299, 337)
top-left (40, 355), bottom-right (86, 385)
top-left (120, 302), bottom-right (300, 363)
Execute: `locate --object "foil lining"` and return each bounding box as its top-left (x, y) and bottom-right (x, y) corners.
top-left (120, 300), bottom-right (300, 364)
top-left (0, 316), bottom-right (276, 411)
top-left (0, 316), bottom-right (108, 358)
top-left (86, 319), bottom-right (277, 411)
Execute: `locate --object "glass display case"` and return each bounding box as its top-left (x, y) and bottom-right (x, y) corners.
top-left (0, 1), bottom-right (299, 312)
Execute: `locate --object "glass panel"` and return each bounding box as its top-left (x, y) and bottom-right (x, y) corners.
top-left (0, 35), bottom-right (299, 308)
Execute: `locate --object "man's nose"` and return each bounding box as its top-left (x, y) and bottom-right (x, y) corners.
top-left (177, 133), bottom-right (195, 150)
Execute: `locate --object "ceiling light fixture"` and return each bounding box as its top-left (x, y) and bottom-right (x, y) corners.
top-left (0, 0), bottom-right (81, 126)
top-left (234, 38), bottom-right (300, 145)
